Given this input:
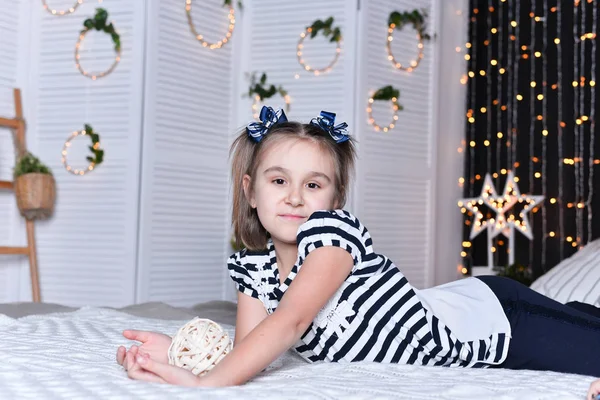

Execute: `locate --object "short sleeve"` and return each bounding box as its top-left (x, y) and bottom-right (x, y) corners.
top-left (227, 251), bottom-right (259, 299)
top-left (296, 209), bottom-right (371, 271)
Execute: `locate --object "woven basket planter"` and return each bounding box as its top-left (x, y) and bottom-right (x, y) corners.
top-left (14, 173), bottom-right (56, 220)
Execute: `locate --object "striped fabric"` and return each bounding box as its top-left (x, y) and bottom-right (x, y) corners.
top-left (531, 239), bottom-right (600, 306)
top-left (227, 210), bottom-right (509, 368)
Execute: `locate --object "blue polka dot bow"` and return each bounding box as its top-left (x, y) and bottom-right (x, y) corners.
top-left (310, 111), bottom-right (350, 144)
top-left (246, 106), bottom-right (288, 143)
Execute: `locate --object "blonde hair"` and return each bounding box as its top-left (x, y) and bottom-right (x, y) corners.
top-left (230, 121), bottom-right (357, 251)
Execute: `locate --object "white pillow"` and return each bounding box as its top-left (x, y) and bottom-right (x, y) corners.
top-left (530, 238), bottom-right (600, 306)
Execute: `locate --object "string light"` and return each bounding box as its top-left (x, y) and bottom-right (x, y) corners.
top-left (540, 0), bottom-right (548, 268)
top-left (366, 95), bottom-right (401, 132)
top-left (61, 129), bottom-right (100, 176)
top-left (185, 0), bottom-right (235, 50)
top-left (297, 27), bottom-right (342, 75)
top-left (74, 22), bottom-right (121, 80)
top-left (386, 22), bottom-right (425, 72)
top-left (528, 4), bottom-right (536, 268)
top-left (510, 0), bottom-right (520, 168)
top-left (574, 0), bottom-right (583, 247)
top-left (587, 0), bottom-right (597, 241)
top-left (557, 2), bottom-right (565, 260)
top-left (41, 0), bottom-right (82, 16)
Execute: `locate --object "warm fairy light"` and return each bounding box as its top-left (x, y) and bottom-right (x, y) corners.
top-left (185, 0), bottom-right (235, 50)
top-left (366, 94), bottom-right (400, 132)
top-left (42, 0), bottom-right (83, 16)
top-left (297, 27), bottom-right (342, 75)
top-left (386, 24), bottom-right (425, 72)
top-left (61, 129), bottom-right (98, 176)
top-left (75, 27), bottom-right (121, 80)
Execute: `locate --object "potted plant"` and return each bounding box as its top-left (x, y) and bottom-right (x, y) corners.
top-left (13, 152), bottom-right (56, 220)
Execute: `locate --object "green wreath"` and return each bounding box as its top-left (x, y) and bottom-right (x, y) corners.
top-left (247, 72), bottom-right (288, 102)
top-left (307, 17), bottom-right (342, 43)
top-left (368, 85), bottom-right (403, 132)
top-left (223, 0), bottom-right (243, 9)
top-left (388, 9), bottom-right (431, 41)
top-left (84, 124), bottom-right (104, 165)
top-left (372, 85), bottom-right (403, 110)
top-left (82, 8), bottom-right (120, 52)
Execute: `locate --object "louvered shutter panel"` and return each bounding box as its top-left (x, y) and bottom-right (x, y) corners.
top-left (354, 0), bottom-right (438, 288)
top-left (0, 0), bottom-right (24, 301)
top-left (135, 0), bottom-right (235, 305)
top-left (15, 0), bottom-right (146, 306)
top-left (237, 0), bottom-right (358, 143)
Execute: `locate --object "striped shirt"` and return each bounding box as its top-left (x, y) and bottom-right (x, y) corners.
top-left (227, 210), bottom-right (511, 368)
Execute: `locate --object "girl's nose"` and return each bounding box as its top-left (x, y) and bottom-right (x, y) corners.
top-left (286, 186), bottom-right (304, 206)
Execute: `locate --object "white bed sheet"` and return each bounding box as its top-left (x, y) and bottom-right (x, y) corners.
top-left (0, 307), bottom-right (592, 399)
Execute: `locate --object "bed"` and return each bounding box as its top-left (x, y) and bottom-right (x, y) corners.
top-left (0, 301), bottom-right (593, 399)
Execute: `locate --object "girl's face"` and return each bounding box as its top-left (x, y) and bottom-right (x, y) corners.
top-left (244, 137), bottom-right (338, 246)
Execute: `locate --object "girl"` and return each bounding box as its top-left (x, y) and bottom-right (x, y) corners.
top-left (117, 106), bottom-right (600, 397)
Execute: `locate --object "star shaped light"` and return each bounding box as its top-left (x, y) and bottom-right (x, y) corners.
top-left (459, 171), bottom-right (544, 241)
top-left (501, 171), bottom-right (544, 240)
top-left (459, 174), bottom-right (500, 240)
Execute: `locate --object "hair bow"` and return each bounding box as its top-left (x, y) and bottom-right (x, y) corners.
top-left (310, 111), bottom-right (350, 143)
top-left (246, 106), bottom-right (288, 143)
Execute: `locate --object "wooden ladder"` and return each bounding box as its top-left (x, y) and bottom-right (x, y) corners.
top-left (0, 88), bottom-right (41, 302)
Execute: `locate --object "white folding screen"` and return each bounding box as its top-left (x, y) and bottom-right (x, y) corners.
top-left (136, 0), bottom-right (236, 305)
top-left (1, 0), bottom-right (146, 306)
top-left (235, 0), bottom-right (358, 134)
top-left (0, 0), bottom-right (26, 302)
top-left (354, 0), bottom-right (439, 289)
top-left (236, 0), bottom-right (440, 289)
top-left (0, 0), bottom-right (461, 305)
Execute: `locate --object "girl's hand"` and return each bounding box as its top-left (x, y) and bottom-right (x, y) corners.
top-left (588, 378), bottom-right (600, 400)
top-left (126, 351), bottom-right (201, 387)
top-left (116, 330), bottom-right (172, 368)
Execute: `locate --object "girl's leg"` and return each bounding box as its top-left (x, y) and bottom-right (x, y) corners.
top-left (566, 301), bottom-right (600, 319)
top-left (477, 275), bottom-right (600, 376)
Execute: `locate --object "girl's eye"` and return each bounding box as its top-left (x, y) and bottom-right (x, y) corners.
top-left (273, 179), bottom-right (285, 185)
top-left (307, 182), bottom-right (320, 189)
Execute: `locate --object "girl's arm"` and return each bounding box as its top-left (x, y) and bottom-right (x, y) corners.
top-left (198, 246), bottom-right (354, 387)
top-left (234, 291), bottom-right (268, 346)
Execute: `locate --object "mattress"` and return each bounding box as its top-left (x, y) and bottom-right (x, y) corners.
top-left (0, 302), bottom-right (593, 399)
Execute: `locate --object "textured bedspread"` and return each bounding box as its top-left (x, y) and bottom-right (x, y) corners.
top-left (0, 307), bottom-right (592, 399)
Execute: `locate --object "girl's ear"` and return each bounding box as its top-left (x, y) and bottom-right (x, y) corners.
top-left (243, 174), bottom-right (256, 208)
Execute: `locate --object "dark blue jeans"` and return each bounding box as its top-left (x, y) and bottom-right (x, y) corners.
top-left (477, 275), bottom-right (600, 376)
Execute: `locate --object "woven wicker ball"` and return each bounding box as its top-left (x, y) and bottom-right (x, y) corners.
top-left (168, 317), bottom-right (233, 376)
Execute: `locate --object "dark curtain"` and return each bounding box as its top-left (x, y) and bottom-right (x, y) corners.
top-left (463, 0), bottom-right (600, 278)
